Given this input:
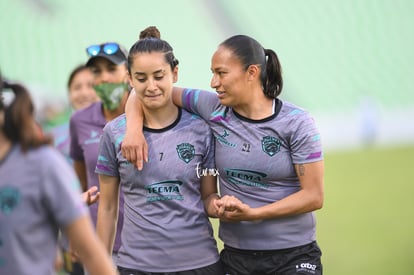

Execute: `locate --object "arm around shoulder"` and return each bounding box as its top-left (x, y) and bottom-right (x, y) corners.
top-left (122, 89), bottom-right (147, 169)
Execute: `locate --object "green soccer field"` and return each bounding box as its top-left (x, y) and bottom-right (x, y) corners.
top-left (210, 145), bottom-right (414, 275)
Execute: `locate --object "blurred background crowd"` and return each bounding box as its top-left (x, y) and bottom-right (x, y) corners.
top-left (1, 0), bottom-right (413, 152)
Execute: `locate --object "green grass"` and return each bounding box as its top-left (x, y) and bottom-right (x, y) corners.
top-left (318, 145), bottom-right (414, 275)
top-left (211, 145), bottom-right (414, 275)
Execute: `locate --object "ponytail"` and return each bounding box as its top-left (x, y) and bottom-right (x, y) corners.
top-left (264, 49), bottom-right (283, 98)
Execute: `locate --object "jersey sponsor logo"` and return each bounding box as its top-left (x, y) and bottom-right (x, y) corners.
top-left (295, 262), bottom-right (317, 274)
top-left (261, 136), bottom-right (280, 156)
top-left (145, 180), bottom-right (184, 202)
top-left (0, 186), bottom-right (20, 215)
top-left (215, 129), bottom-right (236, 148)
top-left (176, 143), bottom-right (195, 163)
top-left (224, 168), bottom-right (269, 189)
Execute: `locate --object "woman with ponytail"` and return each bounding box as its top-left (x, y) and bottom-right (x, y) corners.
top-left (123, 34), bottom-right (325, 275)
top-left (0, 72), bottom-right (118, 275)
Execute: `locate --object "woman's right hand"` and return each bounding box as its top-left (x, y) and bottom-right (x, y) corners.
top-left (121, 130), bottom-right (148, 170)
top-left (82, 186), bottom-right (100, 206)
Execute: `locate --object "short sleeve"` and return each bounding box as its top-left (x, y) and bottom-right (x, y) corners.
top-left (290, 111), bottom-right (323, 164)
top-left (181, 88), bottom-right (221, 121)
top-left (95, 122), bottom-right (119, 177)
top-left (41, 149), bottom-right (88, 227)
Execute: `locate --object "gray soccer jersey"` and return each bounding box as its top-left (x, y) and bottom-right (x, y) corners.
top-left (95, 108), bottom-right (219, 272)
top-left (69, 101), bottom-right (124, 252)
top-left (182, 89), bottom-right (324, 250)
top-left (0, 145), bottom-right (88, 275)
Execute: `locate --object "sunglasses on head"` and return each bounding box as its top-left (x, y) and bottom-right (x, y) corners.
top-left (86, 42), bottom-right (120, 56)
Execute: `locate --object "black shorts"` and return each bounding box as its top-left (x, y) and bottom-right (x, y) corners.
top-left (117, 260), bottom-right (224, 275)
top-left (220, 241), bottom-right (322, 275)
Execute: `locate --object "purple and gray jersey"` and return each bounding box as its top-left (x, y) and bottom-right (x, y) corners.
top-left (182, 89), bottom-right (324, 250)
top-left (95, 108), bottom-right (219, 272)
top-left (48, 121), bottom-right (71, 164)
top-left (69, 101), bottom-right (123, 252)
top-left (0, 145), bottom-right (88, 275)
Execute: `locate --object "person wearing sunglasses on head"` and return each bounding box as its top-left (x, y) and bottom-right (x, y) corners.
top-left (95, 26), bottom-right (223, 275)
top-left (68, 40), bottom-right (130, 273)
top-left (0, 71), bottom-right (118, 275)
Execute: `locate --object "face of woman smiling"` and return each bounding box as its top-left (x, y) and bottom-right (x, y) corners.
top-left (210, 46), bottom-right (252, 108)
top-left (128, 51), bottom-right (177, 111)
top-left (68, 68), bottom-right (98, 110)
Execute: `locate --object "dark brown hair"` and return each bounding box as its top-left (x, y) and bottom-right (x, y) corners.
top-left (128, 26), bottom-right (179, 73)
top-left (1, 74), bottom-right (52, 150)
top-left (220, 35), bottom-right (283, 99)
top-left (67, 64), bottom-right (91, 89)
top-left (139, 26), bottom-right (161, 40)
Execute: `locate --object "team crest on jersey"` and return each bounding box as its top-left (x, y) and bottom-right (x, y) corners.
top-left (261, 136), bottom-right (281, 157)
top-left (0, 186), bottom-right (20, 215)
top-left (176, 143), bottom-right (195, 163)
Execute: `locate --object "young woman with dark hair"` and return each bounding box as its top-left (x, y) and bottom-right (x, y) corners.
top-left (0, 73), bottom-right (117, 275)
top-left (95, 27), bottom-right (223, 275)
